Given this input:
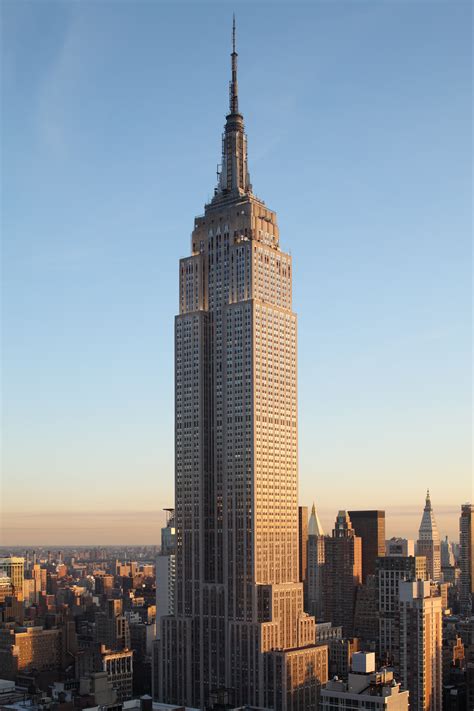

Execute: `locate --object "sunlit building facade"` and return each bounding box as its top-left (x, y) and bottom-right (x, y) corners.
top-left (399, 580), bottom-right (442, 711)
top-left (159, 21), bottom-right (327, 711)
top-left (376, 554), bottom-right (427, 672)
top-left (0, 558), bottom-right (24, 601)
top-left (0, 625), bottom-right (62, 678)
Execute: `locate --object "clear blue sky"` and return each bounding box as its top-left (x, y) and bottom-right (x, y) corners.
top-left (2, 1), bottom-right (471, 544)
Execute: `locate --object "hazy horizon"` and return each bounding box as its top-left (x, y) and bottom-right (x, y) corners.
top-left (1, 503), bottom-right (468, 547)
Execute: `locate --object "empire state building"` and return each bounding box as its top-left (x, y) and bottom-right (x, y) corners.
top-left (159, 21), bottom-right (328, 711)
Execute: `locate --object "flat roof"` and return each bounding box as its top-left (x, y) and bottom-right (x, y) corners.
top-left (0, 680), bottom-right (16, 691)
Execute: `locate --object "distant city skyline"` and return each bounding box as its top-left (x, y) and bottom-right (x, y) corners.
top-left (2, 2), bottom-right (471, 547)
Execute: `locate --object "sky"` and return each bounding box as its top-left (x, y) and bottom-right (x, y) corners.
top-left (1, 0), bottom-right (472, 546)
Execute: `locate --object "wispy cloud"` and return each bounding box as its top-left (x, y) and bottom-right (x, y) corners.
top-left (35, 8), bottom-right (86, 157)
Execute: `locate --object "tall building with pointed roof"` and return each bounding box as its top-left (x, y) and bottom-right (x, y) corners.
top-left (308, 502), bottom-right (324, 537)
top-left (306, 502), bottom-right (325, 619)
top-left (416, 490), bottom-right (441, 582)
top-left (158, 21), bottom-right (328, 710)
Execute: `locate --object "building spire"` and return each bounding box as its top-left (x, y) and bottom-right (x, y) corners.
top-left (213, 15), bottom-right (252, 201)
top-left (418, 489), bottom-right (441, 580)
top-left (230, 14), bottom-right (239, 115)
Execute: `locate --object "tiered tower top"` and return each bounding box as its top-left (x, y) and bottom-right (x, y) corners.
top-left (212, 17), bottom-right (253, 204)
top-left (418, 490), bottom-right (441, 542)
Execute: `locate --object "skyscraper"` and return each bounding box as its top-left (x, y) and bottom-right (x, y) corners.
top-left (348, 510), bottom-right (385, 582)
top-left (153, 510), bottom-right (176, 699)
top-left (399, 580), bottom-right (442, 711)
top-left (440, 536), bottom-right (457, 586)
top-left (159, 22), bottom-right (328, 710)
top-left (306, 502), bottom-right (325, 619)
top-left (459, 503), bottom-right (474, 616)
top-left (376, 553), bottom-right (427, 672)
top-left (0, 558), bottom-right (24, 601)
top-left (416, 490), bottom-right (441, 582)
top-left (440, 536), bottom-right (455, 568)
top-left (323, 511), bottom-right (362, 637)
